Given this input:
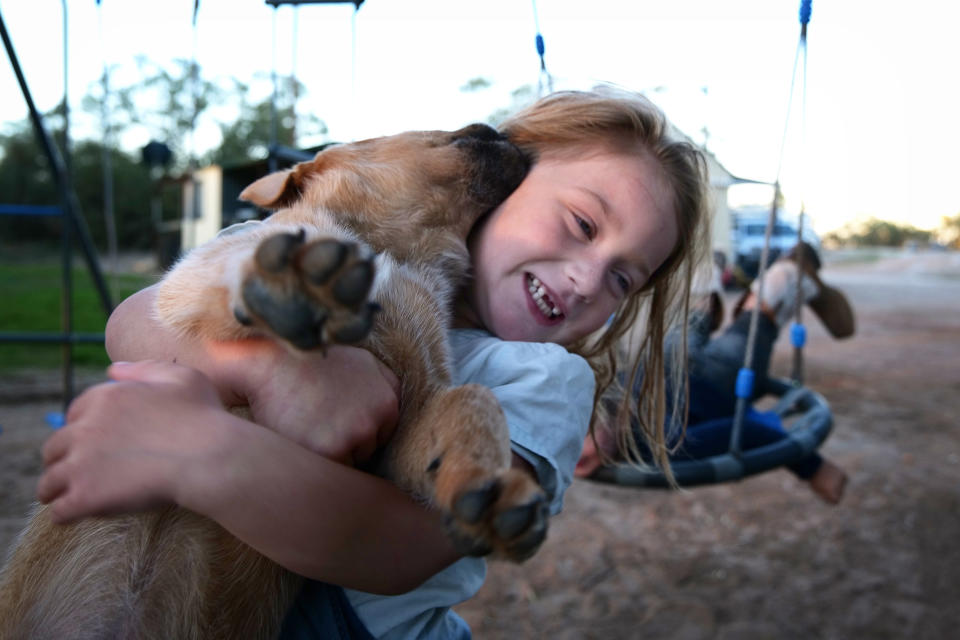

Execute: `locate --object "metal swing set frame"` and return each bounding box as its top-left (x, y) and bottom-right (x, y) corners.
top-left (590, 0), bottom-right (832, 489)
top-left (0, 7), bottom-right (114, 409)
top-left (0, 1), bottom-right (359, 409)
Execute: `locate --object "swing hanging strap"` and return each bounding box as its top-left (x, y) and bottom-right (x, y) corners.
top-left (790, 0), bottom-right (812, 384)
top-left (530, 0), bottom-right (553, 96)
top-left (730, 0), bottom-right (813, 455)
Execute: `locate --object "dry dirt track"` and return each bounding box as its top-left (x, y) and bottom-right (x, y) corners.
top-left (454, 250), bottom-right (960, 639)
top-left (1, 250), bottom-right (959, 639)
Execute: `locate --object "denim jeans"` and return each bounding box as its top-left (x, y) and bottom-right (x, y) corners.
top-left (277, 581), bottom-right (375, 640)
top-left (658, 310), bottom-right (823, 479)
top-left (686, 310), bottom-right (779, 422)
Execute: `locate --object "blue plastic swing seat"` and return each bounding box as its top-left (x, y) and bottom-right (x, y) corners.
top-left (590, 378), bottom-right (834, 488)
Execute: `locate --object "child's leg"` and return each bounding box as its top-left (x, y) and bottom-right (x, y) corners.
top-left (676, 415), bottom-right (846, 504)
top-left (672, 412), bottom-right (787, 460)
top-left (801, 457), bottom-right (848, 505)
top-left (687, 311), bottom-right (780, 421)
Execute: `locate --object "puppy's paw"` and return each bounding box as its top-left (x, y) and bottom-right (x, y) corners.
top-left (441, 468), bottom-right (549, 563)
top-left (237, 230), bottom-right (379, 350)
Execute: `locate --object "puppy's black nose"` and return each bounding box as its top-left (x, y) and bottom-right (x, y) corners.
top-left (452, 123), bottom-right (503, 143)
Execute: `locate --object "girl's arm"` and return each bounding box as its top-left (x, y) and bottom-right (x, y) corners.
top-left (106, 286), bottom-right (399, 464)
top-left (37, 286), bottom-right (464, 594)
top-left (38, 360), bottom-right (458, 594)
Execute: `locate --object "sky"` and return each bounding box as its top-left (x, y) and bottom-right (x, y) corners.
top-left (0, 0), bottom-right (958, 234)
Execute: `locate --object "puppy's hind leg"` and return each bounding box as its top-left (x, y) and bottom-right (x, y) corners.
top-left (0, 505), bottom-right (298, 640)
top-left (0, 506), bottom-right (208, 640)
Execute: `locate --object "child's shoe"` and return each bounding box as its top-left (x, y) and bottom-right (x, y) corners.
top-left (785, 242), bottom-right (856, 339)
top-left (749, 260), bottom-right (819, 328)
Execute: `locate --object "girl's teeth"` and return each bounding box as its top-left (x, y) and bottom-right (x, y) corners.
top-left (527, 275), bottom-right (560, 318)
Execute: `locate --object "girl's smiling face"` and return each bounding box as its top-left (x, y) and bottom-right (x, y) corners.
top-left (466, 148), bottom-right (679, 345)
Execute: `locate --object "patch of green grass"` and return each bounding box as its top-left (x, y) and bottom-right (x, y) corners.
top-left (0, 261), bottom-right (157, 371)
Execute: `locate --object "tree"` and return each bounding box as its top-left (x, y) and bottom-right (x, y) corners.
top-left (2, 58), bottom-right (331, 253)
top-left (210, 75), bottom-right (326, 167)
top-left (79, 57), bottom-right (230, 172)
top-left (458, 76), bottom-right (538, 127)
top-left (0, 118), bottom-right (174, 251)
top-left (937, 213), bottom-right (960, 248)
top-left (823, 217), bottom-right (933, 248)
top-left (486, 85), bottom-right (537, 127)
top-left (0, 120), bottom-right (61, 243)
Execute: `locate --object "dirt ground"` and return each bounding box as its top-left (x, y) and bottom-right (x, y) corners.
top-left (1, 249), bottom-right (959, 639)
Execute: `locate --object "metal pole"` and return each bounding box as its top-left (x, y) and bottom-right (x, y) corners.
top-left (0, 8), bottom-right (115, 319)
top-left (98, 0), bottom-right (118, 283)
top-left (269, 4), bottom-right (279, 173)
top-left (60, 0), bottom-right (74, 407)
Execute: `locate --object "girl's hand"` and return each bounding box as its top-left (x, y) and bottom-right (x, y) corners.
top-left (37, 361), bottom-right (229, 524)
top-left (106, 286), bottom-right (401, 466)
top-left (210, 341), bottom-right (400, 466)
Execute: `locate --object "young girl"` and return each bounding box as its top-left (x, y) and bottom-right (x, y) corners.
top-left (37, 89), bottom-right (710, 638)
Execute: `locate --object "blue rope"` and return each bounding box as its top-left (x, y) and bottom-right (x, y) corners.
top-left (790, 322), bottom-right (807, 349)
top-left (735, 369), bottom-right (755, 400)
top-left (531, 0), bottom-right (552, 95)
top-left (799, 0), bottom-right (812, 39)
top-left (730, 0), bottom-right (814, 456)
top-left (799, 0), bottom-right (812, 26)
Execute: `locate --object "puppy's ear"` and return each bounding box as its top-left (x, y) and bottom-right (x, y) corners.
top-left (239, 169), bottom-right (298, 210)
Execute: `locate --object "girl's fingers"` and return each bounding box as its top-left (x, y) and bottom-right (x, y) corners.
top-left (47, 492), bottom-right (85, 525)
top-left (41, 430), bottom-right (70, 466)
top-left (64, 386), bottom-right (92, 424)
top-left (107, 360), bottom-right (216, 401)
top-left (106, 360), bottom-right (176, 383)
top-left (36, 464), bottom-right (68, 504)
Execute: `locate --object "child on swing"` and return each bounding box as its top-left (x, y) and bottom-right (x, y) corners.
top-left (36, 89), bottom-right (710, 638)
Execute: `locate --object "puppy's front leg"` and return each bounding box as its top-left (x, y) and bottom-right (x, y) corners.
top-left (156, 225), bottom-right (379, 352)
top-left (386, 385), bottom-right (549, 563)
top-left (155, 224), bottom-right (279, 342)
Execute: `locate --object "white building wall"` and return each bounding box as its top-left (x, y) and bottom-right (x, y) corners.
top-left (703, 152), bottom-right (735, 262)
top-left (180, 166), bottom-right (223, 252)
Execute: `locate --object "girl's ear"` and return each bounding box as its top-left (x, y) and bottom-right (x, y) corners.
top-left (239, 169), bottom-right (297, 210)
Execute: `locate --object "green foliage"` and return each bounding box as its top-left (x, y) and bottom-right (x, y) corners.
top-left (209, 75), bottom-right (326, 167)
top-left (0, 260), bottom-right (156, 370)
top-left (937, 213), bottom-right (960, 248)
top-left (823, 217), bottom-right (934, 248)
top-left (98, 56), bottom-right (230, 170)
top-left (1, 58), bottom-right (329, 253)
top-left (460, 77), bottom-right (492, 92)
top-left (0, 120), bottom-right (178, 251)
top-left (485, 84), bottom-right (537, 127)
top-left (1, 58), bottom-right (335, 253)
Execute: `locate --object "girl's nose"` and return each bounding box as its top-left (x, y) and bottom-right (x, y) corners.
top-left (568, 259), bottom-right (605, 303)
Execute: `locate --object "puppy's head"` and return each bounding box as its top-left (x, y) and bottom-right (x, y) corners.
top-left (240, 124), bottom-right (528, 230)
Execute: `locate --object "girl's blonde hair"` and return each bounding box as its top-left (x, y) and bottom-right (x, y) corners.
top-left (499, 89), bottom-right (711, 484)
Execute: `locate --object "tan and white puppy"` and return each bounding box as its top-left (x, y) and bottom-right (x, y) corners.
top-left (0, 124), bottom-right (549, 639)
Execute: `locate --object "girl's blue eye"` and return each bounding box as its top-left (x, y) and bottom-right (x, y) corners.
top-left (614, 272), bottom-right (630, 293)
top-left (574, 214), bottom-right (593, 239)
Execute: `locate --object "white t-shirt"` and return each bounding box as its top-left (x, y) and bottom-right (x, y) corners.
top-left (344, 329), bottom-right (595, 639)
top-left (214, 222), bottom-right (594, 637)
